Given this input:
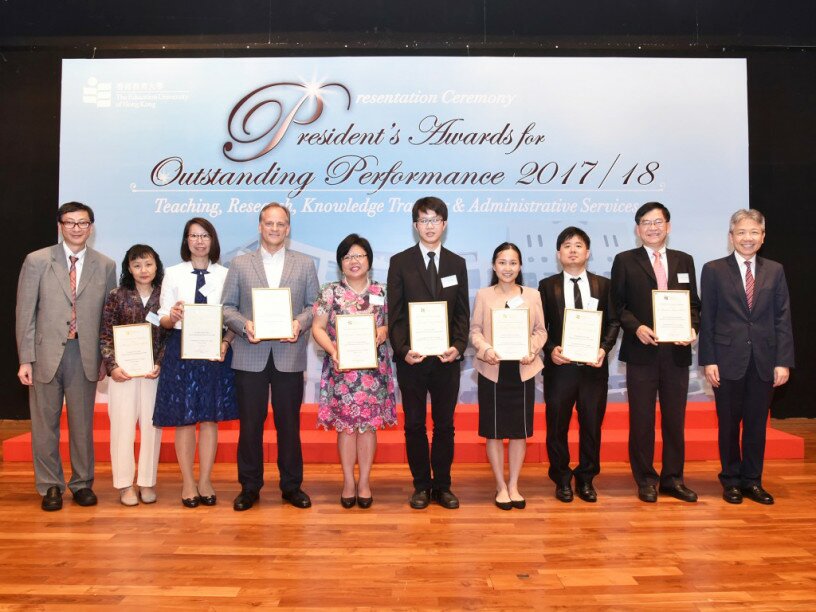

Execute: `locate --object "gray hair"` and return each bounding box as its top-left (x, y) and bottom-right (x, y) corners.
top-left (729, 209), bottom-right (765, 232)
top-left (258, 202), bottom-right (291, 224)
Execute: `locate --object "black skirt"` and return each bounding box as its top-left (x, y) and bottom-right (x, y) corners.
top-left (477, 360), bottom-right (534, 440)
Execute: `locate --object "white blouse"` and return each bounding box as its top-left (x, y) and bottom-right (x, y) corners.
top-left (159, 261), bottom-right (229, 330)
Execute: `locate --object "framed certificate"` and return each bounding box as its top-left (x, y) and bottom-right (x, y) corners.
top-left (252, 288), bottom-right (294, 340)
top-left (652, 290), bottom-right (692, 342)
top-left (561, 308), bottom-right (603, 364)
top-left (336, 314), bottom-right (377, 371)
top-left (181, 304), bottom-right (223, 360)
top-left (491, 308), bottom-right (530, 361)
top-left (112, 323), bottom-right (154, 377)
top-left (409, 301), bottom-right (449, 356)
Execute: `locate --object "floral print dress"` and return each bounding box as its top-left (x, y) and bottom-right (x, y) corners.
top-left (314, 280), bottom-right (397, 434)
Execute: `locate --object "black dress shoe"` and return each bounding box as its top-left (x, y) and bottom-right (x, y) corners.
top-left (72, 487), bottom-right (98, 507)
top-left (722, 486), bottom-right (743, 504)
top-left (340, 496), bottom-right (356, 509)
top-left (233, 489), bottom-right (259, 511)
top-left (555, 485), bottom-right (574, 503)
top-left (41, 486), bottom-right (63, 512)
top-left (659, 483), bottom-right (698, 502)
top-left (431, 489), bottom-right (460, 509)
top-left (282, 488), bottom-right (312, 508)
top-left (409, 489), bottom-right (430, 509)
top-left (356, 496), bottom-right (373, 509)
top-left (638, 485), bottom-right (658, 503)
top-left (198, 494), bottom-right (217, 506)
top-left (741, 484), bottom-right (774, 505)
top-left (181, 495), bottom-right (200, 508)
top-left (576, 482), bottom-right (597, 503)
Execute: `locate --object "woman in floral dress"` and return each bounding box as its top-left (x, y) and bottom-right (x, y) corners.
top-left (312, 234), bottom-right (397, 509)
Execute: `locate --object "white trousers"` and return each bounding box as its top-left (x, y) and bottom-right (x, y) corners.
top-left (108, 376), bottom-right (162, 489)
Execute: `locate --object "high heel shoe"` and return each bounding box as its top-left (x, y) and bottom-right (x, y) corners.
top-left (198, 493), bottom-right (217, 506)
top-left (181, 495), bottom-right (200, 508)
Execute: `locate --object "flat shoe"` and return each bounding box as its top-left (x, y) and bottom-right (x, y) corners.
top-left (340, 496), bottom-right (356, 508)
top-left (139, 487), bottom-right (157, 504)
top-left (510, 498), bottom-right (526, 509)
top-left (356, 496), bottom-right (373, 509)
top-left (119, 487), bottom-right (138, 507)
top-left (41, 486), bottom-right (63, 512)
top-left (181, 496), bottom-right (200, 508)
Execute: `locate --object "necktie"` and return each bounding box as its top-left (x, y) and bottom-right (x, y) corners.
top-left (571, 277), bottom-right (584, 309)
top-left (68, 256), bottom-right (78, 338)
top-left (744, 260), bottom-right (754, 310)
top-left (653, 251), bottom-right (668, 290)
top-left (427, 252), bottom-right (439, 299)
top-left (192, 269), bottom-right (209, 304)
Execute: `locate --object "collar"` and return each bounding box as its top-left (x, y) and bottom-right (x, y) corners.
top-left (62, 242), bottom-right (87, 263)
top-left (734, 251), bottom-right (757, 268)
top-left (564, 269), bottom-right (588, 283)
top-left (644, 245), bottom-right (667, 258)
top-left (418, 242), bottom-right (441, 261)
top-left (261, 246), bottom-right (286, 262)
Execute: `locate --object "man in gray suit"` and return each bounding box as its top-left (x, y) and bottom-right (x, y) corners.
top-left (16, 202), bottom-right (116, 511)
top-left (223, 202), bottom-right (319, 510)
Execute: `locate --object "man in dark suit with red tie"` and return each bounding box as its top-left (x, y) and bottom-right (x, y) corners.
top-left (387, 196), bottom-right (470, 510)
top-left (699, 209), bottom-right (793, 505)
top-left (539, 227), bottom-right (620, 503)
top-left (611, 202), bottom-right (701, 503)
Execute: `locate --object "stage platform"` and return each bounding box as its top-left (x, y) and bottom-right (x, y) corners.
top-left (2, 402), bottom-right (805, 463)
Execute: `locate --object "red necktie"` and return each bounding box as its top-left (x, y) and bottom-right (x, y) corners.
top-left (744, 260), bottom-right (754, 311)
top-left (652, 251), bottom-right (668, 290)
top-left (68, 255), bottom-right (78, 338)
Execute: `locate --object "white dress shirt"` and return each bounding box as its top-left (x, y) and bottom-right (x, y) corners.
top-left (418, 242), bottom-right (441, 269)
top-left (562, 270), bottom-right (590, 310)
top-left (735, 251), bottom-right (757, 291)
top-left (262, 246), bottom-right (285, 288)
top-left (62, 242), bottom-right (87, 287)
top-left (159, 261), bottom-right (229, 329)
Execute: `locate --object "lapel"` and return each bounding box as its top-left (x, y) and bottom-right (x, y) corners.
top-left (49, 244), bottom-right (73, 302)
top-left (635, 248), bottom-right (657, 286)
top-left (412, 244), bottom-right (435, 297)
top-left (725, 255), bottom-right (750, 314)
top-left (252, 249), bottom-right (272, 287)
top-left (666, 249), bottom-right (678, 288)
top-left (76, 249), bottom-right (97, 298)
top-left (588, 272), bottom-right (600, 302)
top-left (553, 272), bottom-right (566, 312)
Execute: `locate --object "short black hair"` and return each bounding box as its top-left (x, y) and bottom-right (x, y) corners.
top-left (180, 217), bottom-right (221, 263)
top-left (336, 233), bottom-right (373, 269)
top-left (412, 196), bottom-right (448, 222)
top-left (490, 242), bottom-right (523, 286)
top-left (119, 244), bottom-right (164, 290)
top-left (556, 226), bottom-right (591, 250)
top-left (57, 202), bottom-right (95, 224)
top-left (635, 201), bottom-right (671, 224)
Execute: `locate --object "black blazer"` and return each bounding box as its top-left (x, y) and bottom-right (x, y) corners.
top-left (538, 271), bottom-right (620, 370)
top-left (610, 247), bottom-right (701, 367)
top-left (387, 244), bottom-right (470, 361)
top-left (698, 255), bottom-right (794, 382)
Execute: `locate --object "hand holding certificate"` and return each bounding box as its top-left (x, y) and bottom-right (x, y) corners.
top-left (491, 308), bottom-right (531, 361)
top-left (181, 304), bottom-right (223, 360)
top-left (652, 290), bottom-right (692, 342)
top-left (409, 301), bottom-right (449, 356)
top-left (113, 323), bottom-right (154, 377)
top-left (336, 314), bottom-right (377, 371)
top-left (252, 288), bottom-right (294, 340)
top-left (561, 308), bottom-right (603, 364)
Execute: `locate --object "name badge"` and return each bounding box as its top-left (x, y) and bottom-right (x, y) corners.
top-left (677, 273), bottom-right (690, 284)
top-left (507, 295), bottom-right (525, 309)
top-left (441, 275), bottom-right (458, 288)
top-left (198, 282), bottom-right (217, 297)
top-left (146, 312), bottom-right (161, 326)
top-left (369, 294), bottom-right (385, 306)
top-left (584, 296), bottom-right (599, 311)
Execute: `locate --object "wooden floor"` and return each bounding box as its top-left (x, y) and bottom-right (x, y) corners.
top-left (0, 419), bottom-right (814, 610)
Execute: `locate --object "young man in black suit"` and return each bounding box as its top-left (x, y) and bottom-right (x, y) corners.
top-left (539, 227), bottom-right (620, 503)
top-left (387, 196), bottom-right (470, 509)
top-left (699, 209), bottom-right (793, 505)
top-left (610, 202), bottom-right (701, 503)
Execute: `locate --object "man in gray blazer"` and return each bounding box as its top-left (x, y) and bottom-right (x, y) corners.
top-left (16, 202), bottom-right (116, 511)
top-left (223, 202), bottom-right (319, 510)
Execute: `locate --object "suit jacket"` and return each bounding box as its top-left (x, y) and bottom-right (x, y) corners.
top-left (223, 248), bottom-right (319, 372)
top-left (610, 247), bottom-right (701, 367)
top-left (698, 254), bottom-right (794, 381)
top-left (470, 285), bottom-right (546, 382)
top-left (387, 244), bottom-right (470, 361)
top-left (16, 243), bottom-right (117, 383)
top-left (538, 271), bottom-right (620, 370)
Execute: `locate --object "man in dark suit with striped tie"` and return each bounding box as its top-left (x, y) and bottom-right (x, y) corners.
top-left (699, 209), bottom-right (794, 505)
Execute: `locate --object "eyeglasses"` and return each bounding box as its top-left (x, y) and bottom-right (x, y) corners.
top-left (416, 217), bottom-right (443, 227)
top-left (342, 253), bottom-right (368, 262)
top-left (188, 233), bottom-right (211, 241)
top-left (60, 220), bottom-right (92, 229)
top-left (639, 219), bottom-right (666, 228)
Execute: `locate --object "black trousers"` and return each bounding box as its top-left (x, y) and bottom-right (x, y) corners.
top-left (396, 358), bottom-right (460, 491)
top-left (544, 363), bottom-right (608, 487)
top-left (234, 351), bottom-right (304, 493)
top-left (713, 354), bottom-right (774, 488)
top-left (626, 345), bottom-right (689, 487)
